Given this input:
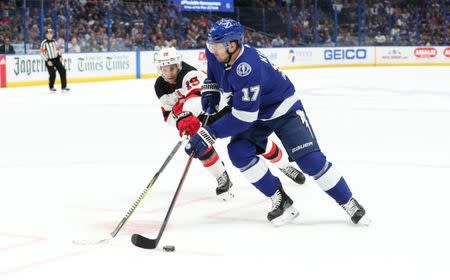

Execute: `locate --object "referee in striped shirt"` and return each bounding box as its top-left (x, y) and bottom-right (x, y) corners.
top-left (40, 28), bottom-right (70, 92)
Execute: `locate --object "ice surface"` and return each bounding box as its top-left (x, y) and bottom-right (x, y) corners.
top-left (1, 66), bottom-right (449, 280)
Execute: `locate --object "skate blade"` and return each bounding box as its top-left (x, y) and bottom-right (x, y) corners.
top-left (358, 215), bottom-right (371, 226)
top-left (217, 191), bottom-right (234, 201)
top-left (271, 206), bottom-right (299, 227)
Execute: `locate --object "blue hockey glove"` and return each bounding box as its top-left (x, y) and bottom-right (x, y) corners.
top-left (201, 80), bottom-right (221, 115)
top-left (185, 126), bottom-right (216, 158)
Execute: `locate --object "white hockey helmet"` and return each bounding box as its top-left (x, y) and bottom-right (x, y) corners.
top-left (155, 47), bottom-right (182, 75)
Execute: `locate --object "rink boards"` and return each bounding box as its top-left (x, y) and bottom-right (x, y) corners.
top-left (1, 46), bottom-right (450, 88)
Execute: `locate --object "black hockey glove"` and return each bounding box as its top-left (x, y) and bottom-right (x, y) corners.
top-left (201, 79), bottom-right (221, 115)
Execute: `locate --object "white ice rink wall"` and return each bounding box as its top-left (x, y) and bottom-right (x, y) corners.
top-left (1, 46), bottom-right (450, 88)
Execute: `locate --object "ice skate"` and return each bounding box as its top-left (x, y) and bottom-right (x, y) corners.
top-left (49, 88), bottom-right (57, 93)
top-left (267, 187), bottom-right (299, 226)
top-left (61, 87), bottom-right (71, 92)
top-left (341, 197), bottom-right (370, 225)
top-left (280, 165), bottom-right (306, 184)
top-left (216, 171), bottom-right (234, 201)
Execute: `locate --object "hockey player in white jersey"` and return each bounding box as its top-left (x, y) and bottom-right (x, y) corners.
top-left (154, 47), bottom-right (305, 201)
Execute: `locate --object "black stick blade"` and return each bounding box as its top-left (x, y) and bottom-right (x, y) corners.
top-left (131, 233), bottom-right (158, 249)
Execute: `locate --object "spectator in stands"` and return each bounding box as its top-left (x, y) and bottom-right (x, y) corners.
top-left (0, 37), bottom-right (15, 54)
top-left (68, 37), bottom-right (81, 53)
top-left (374, 31), bottom-right (387, 45)
top-left (110, 36), bottom-right (120, 51)
top-left (271, 33), bottom-right (284, 47)
top-left (341, 32), bottom-right (357, 46)
top-left (390, 24), bottom-right (401, 43)
top-left (3, 0), bottom-right (449, 52)
top-left (56, 30), bottom-right (65, 50)
top-left (101, 38), bottom-right (109, 52)
top-left (91, 39), bottom-right (101, 52)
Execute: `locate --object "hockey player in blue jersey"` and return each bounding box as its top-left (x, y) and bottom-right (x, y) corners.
top-left (185, 18), bottom-right (369, 226)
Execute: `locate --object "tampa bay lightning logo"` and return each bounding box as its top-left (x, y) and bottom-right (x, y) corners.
top-left (236, 62), bottom-right (252, 77)
top-left (222, 21), bottom-right (233, 28)
top-left (219, 18), bottom-right (234, 28)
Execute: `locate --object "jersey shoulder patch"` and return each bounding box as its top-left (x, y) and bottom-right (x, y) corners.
top-left (236, 62), bottom-right (252, 77)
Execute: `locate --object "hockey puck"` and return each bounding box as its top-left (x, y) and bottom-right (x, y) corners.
top-left (163, 245), bottom-right (175, 252)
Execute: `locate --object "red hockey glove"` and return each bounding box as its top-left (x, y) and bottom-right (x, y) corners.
top-left (175, 111), bottom-right (201, 137)
top-left (172, 99), bottom-right (185, 116)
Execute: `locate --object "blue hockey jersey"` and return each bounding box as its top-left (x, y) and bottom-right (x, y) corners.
top-left (206, 44), bottom-right (302, 138)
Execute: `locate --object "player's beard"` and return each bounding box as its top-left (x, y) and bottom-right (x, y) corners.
top-left (215, 52), bottom-right (231, 64)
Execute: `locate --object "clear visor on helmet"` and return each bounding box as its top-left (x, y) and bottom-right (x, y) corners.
top-left (206, 41), bottom-right (227, 53)
top-left (159, 63), bottom-right (179, 74)
top-left (156, 58), bottom-right (181, 73)
top-left (157, 62), bottom-right (180, 83)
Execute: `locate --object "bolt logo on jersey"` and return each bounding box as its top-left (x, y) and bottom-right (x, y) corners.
top-left (236, 62), bottom-right (252, 77)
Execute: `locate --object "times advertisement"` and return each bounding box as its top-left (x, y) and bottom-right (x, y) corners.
top-left (5, 52), bottom-right (136, 85)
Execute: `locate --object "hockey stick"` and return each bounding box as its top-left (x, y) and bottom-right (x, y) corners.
top-left (131, 116), bottom-right (210, 249)
top-left (73, 139), bottom-right (184, 245)
top-left (131, 153), bottom-right (195, 249)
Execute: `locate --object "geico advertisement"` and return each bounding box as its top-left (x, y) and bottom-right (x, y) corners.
top-left (322, 47), bottom-right (374, 64)
top-left (7, 52), bottom-right (135, 82)
top-left (259, 47), bottom-right (374, 67)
